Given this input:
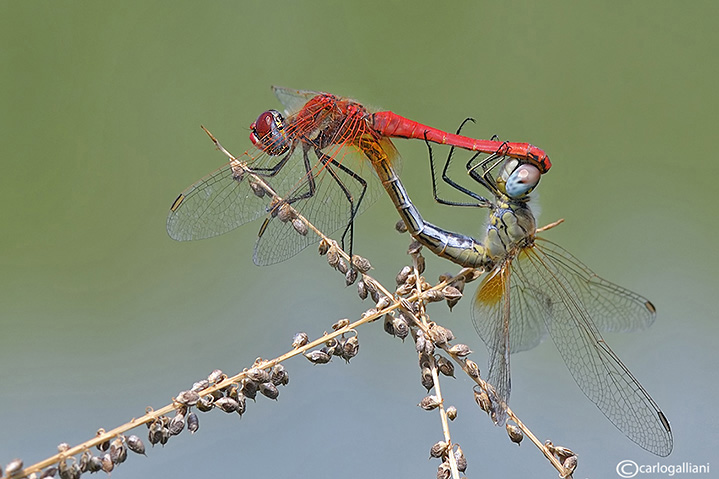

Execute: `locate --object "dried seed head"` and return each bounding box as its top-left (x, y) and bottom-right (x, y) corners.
top-left (415, 254), bottom-right (426, 274)
top-left (395, 219), bottom-right (408, 233)
top-left (291, 218), bottom-right (308, 236)
top-left (241, 379), bottom-right (258, 400)
top-left (191, 379), bottom-right (210, 392)
top-left (421, 367), bottom-right (434, 391)
top-left (506, 424), bottom-right (524, 445)
top-left (351, 255), bottom-right (372, 273)
top-left (101, 454), bottom-right (114, 474)
top-left (337, 257), bottom-right (349, 274)
top-left (356, 281), bottom-right (369, 301)
top-left (110, 437), bottom-right (127, 464)
top-left (396, 266), bottom-right (412, 285)
top-left (424, 289), bottom-right (445, 303)
top-left (187, 412), bottom-right (199, 434)
top-left (436, 356), bottom-right (455, 377)
top-left (429, 440), bottom-right (449, 458)
top-left (326, 247), bottom-right (340, 268)
top-left (419, 395), bottom-right (441, 411)
top-left (562, 455), bottom-right (578, 476)
top-left (392, 316), bottom-right (410, 340)
top-left (305, 350), bottom-right (331, 364)
top-left (57, 443), bottom-right (70, 453)
top-left (215, 396), bottom-right (240, 413)
top-left (449, 343), bottom-right (472, 357)
top-left (453, 445), bottom-right (467, 472)
top-left (40, 466), bottom-right (59, 479)
top-left (86, 456), bottom-right (103, 474)
top-left (415, 330), bottom-right (427, 353)
top-left (236, 393), bottom-right (247, 416)
top-left (418, 351), bottom-right (433, 369)
top-left (168, 412), bottom-right (186, 436)
top-left (473, 387), bottom-right (493, 416)
top-left (207, 369), bottom-right (225, 384)
top-left (246, 367), bottom-right (271, 384)
top-left (6, 459), bottom-right (23, 476)
top-left (446, 406), bottom-right (457, 421)
top-left (341, 336), bottom-right (359, 362)
top-left (277, 203), bottom-right (294, 222)
top-left (345, 267), bottom-right (358, 286)
top-left (550, 445), bottom-right (576, 461)
top-left (292, 331), bottom-right (309, 349)
top-left (464, 359), bottom-right (480, 379)
top-left (361, 307), bottom-right (379, 320)
top-left (175, 390), bottom-right (200, 406)
top-left (248, 178), bottom-right (266, 198)
top-left (271, 364), bottom-right (290, 386)
top-left (96, 438), bottom-right (110, 452)
top-left (126, 435), bottom-right (146, 456)
top-left (318, 239), bottom-right (330, 255)
top-left (384, 315), bottom-right (396, 336)
top-left (442, 286), bottom-right (463, 310)
top-left (428, 324), bottom-right (455, 346)
top-left (259, 382), bottom-right (280, 400)
top-left (148, 420), bottom-right (164, 446)
top-left (375, 295), bottom-right (391, 310)
top-left (436, 461), bottom-right (451, 479)
top-left (460, 267), bottom-right (482, 283)
top-left (407, 240), bottom-right (423, 255)
top-left (394, 282), bottom-right (413, 296)
top-left (196, 394), bottom-right (214, 412)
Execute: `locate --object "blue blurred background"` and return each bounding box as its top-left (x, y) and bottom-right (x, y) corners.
top-left (1, 1), bottom-right (717, 477)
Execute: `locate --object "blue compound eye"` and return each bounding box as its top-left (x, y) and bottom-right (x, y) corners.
top-left (505, 164), bottom-right (541, 198)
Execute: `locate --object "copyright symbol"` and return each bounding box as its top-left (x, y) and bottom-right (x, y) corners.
top-left (616, 459), bottom-right (638, 478)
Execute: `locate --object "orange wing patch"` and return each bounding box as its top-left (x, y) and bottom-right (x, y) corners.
top-left (475, 266), bottom-right (509, 307)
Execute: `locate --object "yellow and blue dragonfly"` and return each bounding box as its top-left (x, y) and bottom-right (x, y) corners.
top-left (362, 123), bottom-right (673, 457)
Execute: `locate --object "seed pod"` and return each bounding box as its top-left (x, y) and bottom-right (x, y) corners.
top-left (442, 286), bottom-right (463, 310)
top-left (460, 267), bottom-right (482, 283)
top-left (392, 317), bottom-right (409, 340)
top-left (424, 289), bottom-right (445, 303)
top-left (226, 383), bottom-right (239, 401)
top-left (230, 164), bottom-right (245, 182)
top-left (395, 283), bottom-right (413, 296)
top-left (453, 445), bottom-right (467, 472)
top-left (241, 379), bottom-right (258, 400)
top-left (473, 387), bottom-right (493, 416)
top-left (419, 395), bottom-right (441, 411)
top-left (215, 396), bottom-right (240, 413)
top-left (326, 248), bottom-right (340, 268)
top-left (96, 438), bottom-right (110, 452)
top-left (415, 330), bottom-right (426, 353)
top-left (278, 203), bottom-right (294, 223)
top-left (563, 455), bottom-right (578, 475)
top-left (446, 406), bottom-right (457, 421)
top-left (464, 359), bottom-right (480, 379)
top-left (351, 255), bottom-right (372, 273)
top-left (100, 454), bottom-right (114, 474)
top-left (58, 459), bottom-right (73, 479)
top-left (246, 367), bottom-right (271, 384)
top-left (168, 411), bottom-right (185, 436)
top-left (506, 424), bottom-right (523, 445)
top-left (341, 336), bottom-right (359, 362)
top-left (357, 280), bottom-right (368, 300)
top-left (40, 466), bottom-right (59, 478)
top-left (407, 240), bottom-right (422, 255)
top-left (259, 382), bottom-right (280, 400)
top-left (436, 356), bottom-right (455, 377)
top-left (208, 369), bottom-right (225, 384)
top-left (292, 332), bottom-right (309, 349)
top-left (332, 318), bottom-right (350, 330)
top-left (551, 445), bottom-right (576, 461)
top-left (196, 394), bottom-right (214, 412)
top-left (395, 219), bottom-right (408, 233)
top-left (110, 437), bottom-right (127, 464)
top-left (126, 435), bottom-right (146, 456)
top-left (345, 267), bottom-right (358, 286)
top-left (57, 443), bottom-right (70, 453)
top-left (429, 324), bottom-right (454, 345)
top-left (6, 459), bottom-right (23, 476)
top-left (236, 393), bottom-right (247, 416)
top-left (305, 350), bottom-right (331, 364)
top-left (271, 364), bottom-right (290, 386)
top-left (148, 420), bottom-right (163, 446)
top-left (336, 258), bottom-right (349, 274)
top-left (396, 266), bottom-right (412, 285)
top-left (361, 307), bottom-right (379, 319)
top-left (191, 379), bottom-right (210, 392)
top-left (415, 254), bottom-right (426, 274)
top-left (448, 343), bottom-right (472, 357)
top-left (175, 390), bottom-right (200, 406)
top-left (248, 178), bottom-right (265, 198)
top-left (187, 412), bottom-right (199, 434)
top-left (429, 440), bottom-right (449, 458)
top-left (318, 239), bottom-right (330, 255)
top-left (291, 218), bottom-right (308, 236)
top-left (86, 456), bottom-right (103, 473)
top-left (374, 295), bottom-right (390, 311)
top-left (436, 461), bottom-right (451, 479)
top-left (421, 367), bottom-right (434, 391)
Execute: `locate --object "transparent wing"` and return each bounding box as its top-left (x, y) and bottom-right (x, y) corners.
top-left (535, 238), bottom-right (656, 332)
top-left (271, 86), bottom-right (323, 116)
top-left (513, 240), bottom-right (673, 456)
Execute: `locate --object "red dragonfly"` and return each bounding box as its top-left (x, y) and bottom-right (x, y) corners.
top-left (167, 86), bottom-right (551, 265)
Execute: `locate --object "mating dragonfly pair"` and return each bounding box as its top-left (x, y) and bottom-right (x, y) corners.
top-left (167, 87), bottom-right (672, 457)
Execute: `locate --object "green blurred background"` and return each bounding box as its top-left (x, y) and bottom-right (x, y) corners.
top-left (1, 1), bottom-right (717, 477)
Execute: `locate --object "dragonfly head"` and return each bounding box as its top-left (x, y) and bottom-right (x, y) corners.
top-left (496, 159), bottom-right (541, 199)
top-left (250, 110), bottom-right (291, 156)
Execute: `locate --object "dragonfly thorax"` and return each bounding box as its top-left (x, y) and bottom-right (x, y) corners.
top-left (483, 198), bottom-right (537, 263)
